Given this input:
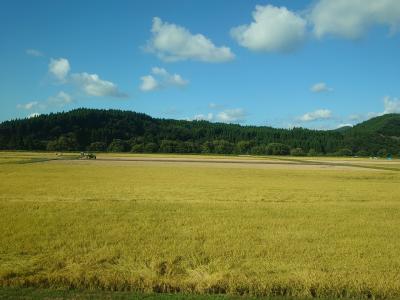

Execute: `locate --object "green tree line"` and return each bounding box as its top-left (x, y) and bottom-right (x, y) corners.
top-left (1, 109), bottom-right (399, 157)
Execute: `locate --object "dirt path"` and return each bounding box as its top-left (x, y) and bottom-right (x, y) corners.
top-left (49, 156), bottom-right (388, 171)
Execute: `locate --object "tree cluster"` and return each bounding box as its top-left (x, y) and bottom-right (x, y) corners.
top-left (1, 109), bottom-right (399, 157)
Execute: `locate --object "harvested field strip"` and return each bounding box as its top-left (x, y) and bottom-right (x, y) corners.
top-left (1, 155), bottom-right (400, 298)
top-left (269, 157), bottom-right (400, 172)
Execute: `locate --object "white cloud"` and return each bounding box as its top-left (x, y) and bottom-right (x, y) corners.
top-left (299, 109), bottom-right (332, 122)
top-left (49, 58), bottom-right (70, 81)
top-left (228, 1), bottom-right (400, 54)
top-left (337, 123), bottom-right (353, 128)
top-left (345, 96), bottom-right (400, 125)
top-left (216, 108), bottom-right (247, 123)
top-left (208, 102), bottom-right (226, 110)
top-left (168, 73), bottom-right (188, 86)
top-left (146, 17), bottom-right (235, 62)
top-left (140, 67), bottom-right (188, 92)
top-left (26, 49), bottom-right (44, 57)
top-left (48, 91), bottom-right (73, 106)
top-left (151, 67), bottom-right (168, 76)
top-left (367, 112), bottom-right (380, 119)
top-left (140, 75), bottom-right (159, 92)
top-left (47, 57), bottom-right (126, 98)
top-left (27, 112), bottom-right (40, 118)
top-left (310, 0), bottom-right (400, 39)
top-left (349, 114), bottom-right (362, 121)
top-left (383, 96), bottom-right (400, 113)
top-left (17, 101), bottom-right (39, 110)
top-left (17, 91), bottom-right (73, 112)
top-left (231, 5), bottom-right (307, 53)
top-left (193, 113), bottom-right (214, 121)
top-left (347, 112), bottom-right (381, 124)
top-left (189, 108), bottom-right (247, 123)
top-left (310, 82), bottom-right (333, 93)
top-left (71, 72), bottom-right (126, 98)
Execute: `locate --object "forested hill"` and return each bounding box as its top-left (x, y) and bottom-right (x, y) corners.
top-left (0, 108), bottom-right (399, 156)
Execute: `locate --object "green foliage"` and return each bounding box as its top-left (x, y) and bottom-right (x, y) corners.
top-left (46, 135), bottom-right (78, 151)
top-left (266, 143), bottom-right (290, 155)
top-left (308, 149), bottom-right (318, 157)
top-left (88, 142), bottom-right (107, 152)
top-left (236, 141), bottom-right (252, 154)
top-left (290, 148), bottom-right (305, 156)
top-left (177, 141), bottom-right (197, 153)
top-left (144, 142), bottom-right (159, 153)
top-left (355, 150), bottom-right (369, 157)
top-left (250, 145), bottom-right (266, 155)
top-left (351, 113), bottom-right (400, 136)
top-left (131, 144), bottom-right (144, 153)
top-left (1, 108), bottom-right (400, 156)
top-left (108, 139), bottom-right (128, 152)
top-left (336, 148), bottom-right (353, 157)
top-left (213, 140), bottom-right (235, 154)
top-left (159, 140), bottom-right (179, 153)
top-left (377, 148), bottom-right (388, 158)
top-left (201, 141), bottom-right (214, 154)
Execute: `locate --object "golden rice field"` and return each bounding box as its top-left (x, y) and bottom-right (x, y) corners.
top-left (1, 152), bottom-right (400, 299)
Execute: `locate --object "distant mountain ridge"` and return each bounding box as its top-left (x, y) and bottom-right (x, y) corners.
top-left (0, 108), bottom-right (399, 156)
top-left (351, 114), bottom-right (400, 137)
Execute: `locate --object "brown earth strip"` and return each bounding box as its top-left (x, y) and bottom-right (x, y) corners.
top-left (50, 156), bottom-right (381, 171)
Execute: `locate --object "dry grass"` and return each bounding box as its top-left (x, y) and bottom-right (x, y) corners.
top-left (1, 152), bottom-right (400, 298)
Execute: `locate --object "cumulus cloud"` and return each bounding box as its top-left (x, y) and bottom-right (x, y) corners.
top-left (348, 114), bottom-right (363, 121)
top-left (347, 112), bottom-right (381, 124)
top-left (229, 1), bottom-right (400, 54)
top-left (208, 102), bottom-right (225, 109)
top-left (49, 58), bottom-right (70, 81)
top-left (48, 91), bottom-right (73, 106)
top-left (146, 17), bottom-right (235, 62)
top-left (217, 108), bottom-right (247, 123)
top-left (153, 67), bottom-right (188, 86)
top-left (17, 91), bottom-right (73, 112)
top-left (189, 108), bottom-right (247, 123)
top-left (310, 0), bottom-right (400, 39)
top-left (298, 109), bottom-right (332, 122)
top-left (337, 123), bottom-right (353, 128)
top-left (193, 113), bottom-right (214, 121)
top-left (71, 72), bottom-right (127, 98)
top-left (345, 96), bottom-right (400, 125)
top-left (231, 5), bottom-right (307, 53)
top-left (17, 101), bottom-right (39, 110)
top-left (27, 112), bottom-right (40, 118)
top-left (26, 49), bottom-right (44, 57)
top-left (47, 58), bottom-right (126, 98)
top-left (140, 67), bottom-right (189, 92)
top-left (383, 96), bottom-right (400, 113)
top-left (168, 73), bottom-right (188, 86)
top-left (140, 75), bottom-right (159, 92)
top-left (310, 82), bottom-right (333, 93)
top-left (151, 67), bottom-right (168, 76)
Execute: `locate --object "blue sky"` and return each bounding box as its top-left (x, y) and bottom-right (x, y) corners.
top-left (1, 0), bottom-right (400, 129)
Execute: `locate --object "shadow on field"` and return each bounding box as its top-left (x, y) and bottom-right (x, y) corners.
top-left (0, 287), bottom-right (349, 300)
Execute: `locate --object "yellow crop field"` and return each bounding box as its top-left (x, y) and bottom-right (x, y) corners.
top-left (1, 152), bottom-right (400, 299)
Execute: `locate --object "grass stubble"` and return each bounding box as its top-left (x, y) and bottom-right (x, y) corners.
top-left (0, 152), bottom-right (400, 299)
